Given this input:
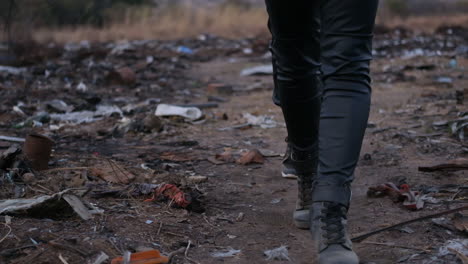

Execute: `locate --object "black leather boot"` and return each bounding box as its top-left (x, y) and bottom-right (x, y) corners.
top-left (282, 139), bottom-right (317, 229)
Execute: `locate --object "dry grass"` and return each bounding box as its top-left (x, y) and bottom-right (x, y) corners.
top-left (33, 4), bottom-right (269, 43)
top-left (22, 4), bottom-right (468, 44)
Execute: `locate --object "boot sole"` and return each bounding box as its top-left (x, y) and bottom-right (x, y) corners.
top-left (293, 219), bottom-right (310, 230)
top-left (281, 171), bottom-right (298, 179)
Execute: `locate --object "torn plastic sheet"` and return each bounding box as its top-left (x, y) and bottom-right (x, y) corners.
top-left (438, 239), bottom-right (468, 257)
top-left (243, 113), bottom-right (280, 129)
top-left (210, 248), bottom-right (241, 258)
top-left (264, 245), bottom-right (290, 261)
top-left (0, 190), bottom-right (103, 220)
top-left (49, 105), bottom-right (123, 124)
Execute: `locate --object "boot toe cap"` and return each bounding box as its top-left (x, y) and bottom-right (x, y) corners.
top-left (318, 244), bottom-right (359, 264)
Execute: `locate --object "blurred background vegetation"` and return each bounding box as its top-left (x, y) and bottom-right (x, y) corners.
top-left (1, 0), bottom-right (468, 42)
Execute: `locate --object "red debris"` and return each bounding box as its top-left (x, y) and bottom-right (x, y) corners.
top-left (145, 184), bottom-right (191, 208)
top-left (367, 182), bottom-right (424, 210)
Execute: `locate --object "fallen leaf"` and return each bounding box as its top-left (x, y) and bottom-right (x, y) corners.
top-left (236, 149), bottom-right (265, 165)
top-left (89, 160), bottom-right (135, 184)
top-left (159, 152), bottom-right (198, 162)
top-left (215, 151), bottom-right (234, 162)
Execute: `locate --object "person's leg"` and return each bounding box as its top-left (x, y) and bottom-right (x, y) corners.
top-left (310, 0), bottom-right (379, 263)
top-left (265, 0), bottom-right (321, 228)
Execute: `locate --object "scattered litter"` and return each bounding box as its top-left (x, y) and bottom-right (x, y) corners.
top-left (243, 113), bottom-right (279, 129)
top-left (145, 220), bottom-right (154, 224)
top-left (91, 252), bottom-right (109, 264)
top-left (24, 134), bottom-right (55, 171)
top-left (111, 249), bottom-right (168, 264)
top-left (144, 184), bottom-right (204, 212)
top-left (0, 136), bottom-right (25, 143)
top-left (240, 65), bottom-right (273, 76)
top-left (177, 46), bottom-right (194, 55)
top-left (264, 245), bottom-right (290, 261)
top-left (438, 239), bottom-right (468, 259)
top-left (110, 41), bottom-right (135, 55)
top-left (270, 198), bottom-right (283, 204)
top-left (50, 105), bottom-right (123, 124)
top-left (258, 149), bottom-right (281, 157)
top-left (155, 104), bottom-right (202, 120)
top-left (76, 81), bottom-right (88, 92)
top-left (236, 149), bottom-right (265, 165)
top-left (435, 76), bottom-right (453, 84)
top-left (432, 115), bottom-right (468, 141)
top-left (398, 226), bottom-right (415, 234)
top-left (236, 212), bottom-right (245, 222)
top-left (45, 99), bottom-right (73, 113)
top-left (0, 65), bottom-right (26, 75)
top-left (0, 191), bottom-right (102, 220)
top-left (367, 182), bottom-right (424, 210)
top-left (211, 247), bottom-right (241, 258)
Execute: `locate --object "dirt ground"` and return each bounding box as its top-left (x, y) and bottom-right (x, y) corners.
top-left (0, 26), bottom-right (467, 264)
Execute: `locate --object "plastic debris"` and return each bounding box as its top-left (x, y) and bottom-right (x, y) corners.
top-left (155, 104), bottom-right (202, 120)
top-left (110, 42), bottom-right (135, 55)
top-left (0, 191), bottom-right (102, 220)
top-left (45, 100), bottom-right (73, 113)
top-left (210, 248), bottom-right (241, 258)
top-left (367, 182), bottom-right (424, 210)
top-left (243, 113), bottom-right (279, 129)
top-left (50, 105), bottom-right (123, 124)
top-left (91, 252), bottom-right (109, 264)
top-left (0, 136), bottom-right (25, 143)
top-left (435, 76), bottom-right (453, 84)
top-left (111, 250), bottom-right (168, 264)
top-left (438, 239), bottom-right (468, 258)
top-left (264, 245), bottom-right (290, 261)
top-left (76, 81), bottom-right (88, 92)
top-left (432, 115), bottom-right (468, 141)
top-left (177, 46), bottom-right (194, 54)
top-left (0, 65), bottom-right (26, 75)
top-left (240, 65), bottom-right (273, 76)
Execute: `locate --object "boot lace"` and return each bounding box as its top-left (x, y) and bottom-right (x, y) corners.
top-left (320, 203), bottom-right (347, 245)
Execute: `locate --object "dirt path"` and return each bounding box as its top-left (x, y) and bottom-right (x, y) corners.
top-left (170, 55), bottom-right (467, 263)
top-left (0, 32), bottom-right (467, 264)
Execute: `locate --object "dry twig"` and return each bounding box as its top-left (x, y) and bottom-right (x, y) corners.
top-left (352, 205), bottom-right (468, 242)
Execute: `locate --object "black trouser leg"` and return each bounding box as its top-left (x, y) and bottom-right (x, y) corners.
top-left (312, 0), bottom-right (379, 206)
top-left (265, 0), bottom-right (379, 206)
top-left (265, 0), bottom-right (321, 150)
